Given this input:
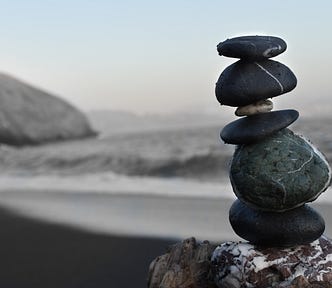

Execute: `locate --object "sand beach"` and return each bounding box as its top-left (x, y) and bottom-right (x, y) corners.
top-left (0, 189), bottom-right (331, 287)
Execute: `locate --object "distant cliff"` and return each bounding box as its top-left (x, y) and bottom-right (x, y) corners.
top-left (0, 73), bottom-right (96, 146)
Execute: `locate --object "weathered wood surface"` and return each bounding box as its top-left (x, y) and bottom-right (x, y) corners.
top-left (147, 237), bottom-right (217, 288)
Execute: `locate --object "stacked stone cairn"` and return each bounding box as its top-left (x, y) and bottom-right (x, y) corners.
top-left (211, 36), bottom-right (332, 287)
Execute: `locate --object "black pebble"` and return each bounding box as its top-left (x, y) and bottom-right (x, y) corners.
top-left (229, 199), bottom-right (325, 247)
top-left (215, 59), bottom-right (297, 107)
top-left (217, 35), bottom-right (287, 59)
top-left (220, 109), bottom-right (299, 144)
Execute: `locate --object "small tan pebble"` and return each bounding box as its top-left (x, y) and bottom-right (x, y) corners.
top-left (235, 99), bottom-right (273, 116)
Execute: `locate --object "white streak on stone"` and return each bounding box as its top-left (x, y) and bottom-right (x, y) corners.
top-left (262, 45), bottom-right (281, 57)
top-left (287, 151), bottom-right (314, 174)
top-left (255, 62), bottom-right (284, 93)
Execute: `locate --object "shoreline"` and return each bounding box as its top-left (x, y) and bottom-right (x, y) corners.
top-left (0, 189), bottom-right (331, 241)
top-left (0, 189), bottom-right (331, 287)
top-left (0, 189), bottom-right (239, 242)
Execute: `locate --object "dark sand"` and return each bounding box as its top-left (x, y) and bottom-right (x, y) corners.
top-left (0, 206), bottom-right (175, 288)
top-left (0, 190), bottom-right (331, 288)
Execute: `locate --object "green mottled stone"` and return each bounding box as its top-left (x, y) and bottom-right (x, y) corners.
top-left (230, 128), bottom-right (331, 211)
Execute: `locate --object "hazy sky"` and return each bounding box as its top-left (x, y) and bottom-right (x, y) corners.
top-left (0, 0), bottom-right (331, 114)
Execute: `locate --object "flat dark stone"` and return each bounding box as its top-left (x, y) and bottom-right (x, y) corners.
top-left (230, 129), bottom-right (331, 212)
top-left (220, 109), bottom-right (299, 144)
top-left (229, 199), bottom-right (325, 247)
top-left (217, 35), bottom-right (287, 59)
top-left (215, 59), bottom-right (297, 107)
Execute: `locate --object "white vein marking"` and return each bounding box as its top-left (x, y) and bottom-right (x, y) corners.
top-left (287, 151), bottom-right (314, 174)
top-left (255, 62), bottom-right (284, 93)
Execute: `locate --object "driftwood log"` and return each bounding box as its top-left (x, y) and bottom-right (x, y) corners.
top-left (147, 238), bottom-right (332, 288)
top-left (147, 237), bottom-right (217, 288)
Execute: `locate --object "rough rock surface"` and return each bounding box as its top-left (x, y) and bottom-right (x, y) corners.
top-left (230, 128), bottom-right (331, 211)
top-left (229, 200), bottom-right (325, 247)
top-left (147, 237), bottom-right (332, 288)
top-left (211, 236), bottom-right (332, 288)
top-left (215, 59), bottom-right (297, 107)
top-left (0, 73), bottom-right (96, 146)
top-left (147, 237), bottom-right (217, 288)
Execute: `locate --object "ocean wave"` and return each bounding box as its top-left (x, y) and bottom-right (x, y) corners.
top-left (1, 119), bottom-right (330, 181)
top-left (0, 147), bottom-right (231, 180)
top-left (114, 152), bottom-right (231, 179)
top-left (0, 133), bottom-right (232, 180)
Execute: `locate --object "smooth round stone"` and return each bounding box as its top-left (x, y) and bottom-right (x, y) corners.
top-left (215, 59), bottom-right (297, 107)
top-left (217, 35), bottom-right (287, 59)
top-left (211, 236), bottom-right (332, 288)
top-left (235, 99), bottom-right (273, 116)
top-left (230, 128), bottom-right (331, 211)
top-left (221, 109), bottom-right (299, 144)
top-left (229, 199), bottom-right (325, 247)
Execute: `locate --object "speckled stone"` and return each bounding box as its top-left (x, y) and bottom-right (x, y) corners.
top-left (229, 200), bottom-right (325, 247)
top-left (217, 35), bottom-right (287, 59)
top-left (215, 59), bottom-right (297, 107)
top-left (230, 128), bottom-right (331, 211)
top-left (211, 236), bottom-right (332, 288)
top-left (235, 99), bottom-right (273, 116)
top-left (221, 109), bottom-right (299, 144)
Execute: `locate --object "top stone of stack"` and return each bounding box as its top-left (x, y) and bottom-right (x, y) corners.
top-left (217, 35), bottom-right (287, 60)
top-left (215, 35), bottom-right (297, 107)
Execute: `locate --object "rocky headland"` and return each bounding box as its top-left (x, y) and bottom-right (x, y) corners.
top-left (0, 73), bottom-right (96, 146)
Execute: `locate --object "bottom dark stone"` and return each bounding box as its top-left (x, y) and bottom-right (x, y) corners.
top-left (211, 236), bottom-right (332, 288)
top-left (229, 199), bottom-right (325, 247)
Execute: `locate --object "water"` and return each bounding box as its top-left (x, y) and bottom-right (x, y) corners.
top-left (0, 117), bottom-right (332, 239)
top-left (0, 125), bottom-right (238, 239)
top-left (0, 125), bottom-right (233, 195)
top-left (0, 118), bottom-right (331, 203)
